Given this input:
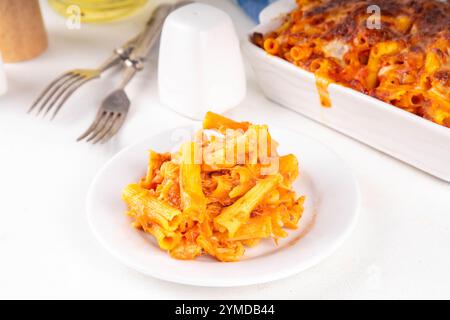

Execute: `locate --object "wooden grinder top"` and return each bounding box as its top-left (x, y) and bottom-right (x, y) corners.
top-left (0, 0), bottom-right (48, 63)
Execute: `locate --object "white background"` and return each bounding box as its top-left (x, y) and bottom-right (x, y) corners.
top-left (0, 0), bottom-right (449, 299)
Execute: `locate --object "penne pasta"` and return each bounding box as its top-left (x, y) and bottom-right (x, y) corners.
top-left (252, 0), bottom-right (450, 127)
top-left (203, 111), bottom-right (250, 133)
top-left (179, 142), bottom-right (207, 222)
top-left (229, 216), bottom-right (272, 241)
top-left (140, 150), bottom-right (171, 189)
top-left (122, 113), bottom-right (305, 262)
top-left (122, 184), bottom-right (182, 231)
top-left (214, 174), bottom-right (282, 237)
top-left (144, 223), bottom-right (181, 251)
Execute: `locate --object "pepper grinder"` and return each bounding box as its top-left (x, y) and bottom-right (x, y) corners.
top-left (0, 0), bottom-right (48, 63)
top-left (0, 53), bottom-right (7, 95)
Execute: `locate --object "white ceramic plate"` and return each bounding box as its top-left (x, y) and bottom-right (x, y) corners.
top-left (87, 125), bottom-right (360, 287)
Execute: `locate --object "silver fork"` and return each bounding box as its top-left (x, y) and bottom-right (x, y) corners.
top-left (75, 75), bottom-right (132, 144)
top-left (77, 3), bottom-right (176, 144)
top-left (28, 37), bottom-right (139, 120)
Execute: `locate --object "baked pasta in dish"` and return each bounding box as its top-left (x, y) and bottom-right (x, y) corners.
top-left (122, 112), bottom-right (305, 262)
top-left (252, 0), bottom-right (450, 127)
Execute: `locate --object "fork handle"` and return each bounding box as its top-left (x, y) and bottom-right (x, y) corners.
top-left (98, 53), bottom-right (123, 73)
top-left (97, 2), bottom-right (175, 73)
top-left (116, 4), bottom-right (175, 89)
top-left (125, 4), bottom-right (175, 69)
top-left (98, 3), bottom-right (172, 73)
top-left (117, 2), bottom-right (193, 88)
top-left (97, 34), bottom-right (141, 72)
top-left (118, 66), bottom-right (138, 89)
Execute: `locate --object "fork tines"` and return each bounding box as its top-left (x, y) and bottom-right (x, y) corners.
top-left (28, 70), bottom-right (95, 119)
top-left (77, 111), bottom-right (125, 144)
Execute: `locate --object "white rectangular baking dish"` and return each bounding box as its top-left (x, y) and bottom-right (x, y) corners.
top-left (242, 0), bottom-right (450, 182)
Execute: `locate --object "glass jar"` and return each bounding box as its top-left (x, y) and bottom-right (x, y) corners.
top-left (48, 0), bottom-right (150, 23)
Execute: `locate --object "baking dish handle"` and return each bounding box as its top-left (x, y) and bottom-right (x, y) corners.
top-left (259, 0), bottom-right (297, 24)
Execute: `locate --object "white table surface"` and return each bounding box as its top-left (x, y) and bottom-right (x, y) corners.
top-left (0, 0), bottom-right (449, 300)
